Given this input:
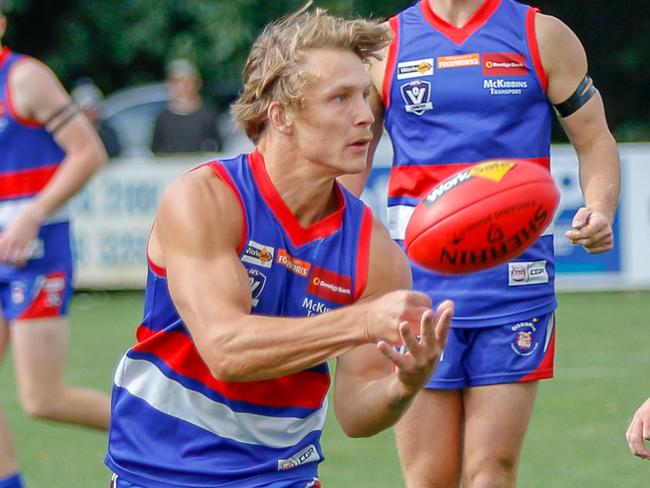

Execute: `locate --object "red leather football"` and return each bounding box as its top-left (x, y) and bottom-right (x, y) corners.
top-left (404, 160), bottom-right (560, 274)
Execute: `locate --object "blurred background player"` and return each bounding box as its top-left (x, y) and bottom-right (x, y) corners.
top-left (0, 3), bottom-right (108, 487)
top-left (150, 58), bottom-right (223, 155)
top-left (340, 0), bottom-right (621, 486)
top-left (106, 6), bottom-right (453, 487)
top-left (627, 397), bottom-right (650, 461)
top-left (71, 78), bottom-right (122, 158)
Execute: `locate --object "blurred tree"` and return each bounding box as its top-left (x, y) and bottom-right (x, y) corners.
top-left (2, 0), bottom-right (647, 140)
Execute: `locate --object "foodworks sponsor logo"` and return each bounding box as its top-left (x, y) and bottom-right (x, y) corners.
top-left (483, 79), bottom-right (528, 95)
top-left (242, 240), bottom-right (274, 268)
top-left (276, 249), bottom-right (311, 277)
top-left (397, 58), bottom-right (434, 79)
top-left (437, 53), bottom-right (480, 69)
top-left (483, 53), bottom-right (527, 76)
top-left (307, 266), bottom-right (353, 305)
top-left (302, 297), bottom-right (332, 317)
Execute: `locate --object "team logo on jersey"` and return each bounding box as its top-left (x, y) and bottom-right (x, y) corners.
top-left (277, 444), bottom-right (321, 471)
top-left (510, 319), bottom-right (539, 356)
top-left (276, 249), bottom-right (311, 277)
top-left (307, 266), bottom-right (352, 305)
top-left (400, 80), bottom-right (433, 116)
top-left (242, 240), bottom-right (274, 268)
top-left (247, 268), bottom-right (267, 307)
top-left (508, 260), bottom-right (549, 286)
top-left (437, 53), bottom-right (480, 69)
top-left (397, 58), bottom-right (434, 79)
top-left (483, 53), bottom-right (527, 76)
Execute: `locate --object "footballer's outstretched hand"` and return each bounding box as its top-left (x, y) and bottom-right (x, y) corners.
top-left (377, 299), bottom-right (453, 395)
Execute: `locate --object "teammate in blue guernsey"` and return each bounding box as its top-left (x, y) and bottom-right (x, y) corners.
top-left (0, 3), bottom-right (108, 487)
top-left (106, 6), bottom-right (453, 488)
top-left (340, 0), bottom-right (621, 486)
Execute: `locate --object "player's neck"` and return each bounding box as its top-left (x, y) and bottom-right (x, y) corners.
top-left (256, 138), bottom-right (340, 228)
top-left (428, 0), bottom-right (487, 27)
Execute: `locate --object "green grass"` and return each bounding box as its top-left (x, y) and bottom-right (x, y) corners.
top-left (1, 291), bottom-right (648, 487)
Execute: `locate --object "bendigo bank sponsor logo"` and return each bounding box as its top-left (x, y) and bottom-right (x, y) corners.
top-left (437, 53), bottom-right (480, 69)
top-left (276, 249), bottom-right (311, 277)
top-left (482, 53), bottom-right (527, 76)
top-left (307, 266), bottom-right (353, 305)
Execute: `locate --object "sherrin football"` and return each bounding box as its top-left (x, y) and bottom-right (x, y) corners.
top-left (404, 160), bottom-right (560, 274)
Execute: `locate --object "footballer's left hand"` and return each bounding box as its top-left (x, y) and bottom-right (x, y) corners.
top-left (565, 206), bottom-right (614, 254)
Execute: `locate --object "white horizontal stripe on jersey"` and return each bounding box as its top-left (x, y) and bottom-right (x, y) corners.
top-left (0, 198), bottom-right (69, 227)
top-left (114, 355), bottom-right (328, 449)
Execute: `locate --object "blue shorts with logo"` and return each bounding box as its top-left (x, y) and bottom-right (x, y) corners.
top-left (427, 313), bottom-right (556, 389)
top-left (110, 474), bottom-right (322, 488)
top-left (0, 222), bottom-right (73, 323)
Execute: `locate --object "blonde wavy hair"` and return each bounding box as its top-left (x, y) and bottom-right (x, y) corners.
top-left (231, 3), bottom-right (390, 143)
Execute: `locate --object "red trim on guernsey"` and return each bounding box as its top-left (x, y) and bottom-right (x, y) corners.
top-left (5, 58), bottom-right (42, 128)
top-left (353, 206), bottom-right (373, 301)
top-left (134, 328), bottom-right (330, 409)
top-left (248, 150), bottom-right (345, 248)
top-left (0, 48), bottom-right (11, 70)
top-left (382, 16), bottom-right (400, 109)
top-left (388, 157), bottom-right (550, 199)
top-left (205, 161), bottom-right (248, 255)
top-left (526, 7), bottom-right (548, 94)
top-left (420, 0), bottom-right (501, 46)
top-left (0, 165), bottom-right (59, 199)
top-left (518, 323), bottom-right (555, 382)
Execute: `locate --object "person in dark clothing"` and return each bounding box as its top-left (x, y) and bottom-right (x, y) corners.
top-left (151, 59), bottom-right (222, 155)
top-left (71, 79), bottom-right (122, 158)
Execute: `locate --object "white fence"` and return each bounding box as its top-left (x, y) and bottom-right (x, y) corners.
top-left (69, 144), bottom-right (650, 291)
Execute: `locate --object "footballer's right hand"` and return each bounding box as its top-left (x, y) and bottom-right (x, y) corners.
top-left (362, 290), bottom-right (433, 346)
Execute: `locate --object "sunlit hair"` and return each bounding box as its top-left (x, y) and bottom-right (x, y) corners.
top-left (231, 2), bottom-right (390, 143)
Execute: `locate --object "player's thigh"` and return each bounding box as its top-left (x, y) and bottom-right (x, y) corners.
top-left (462, 381), bottom-right (538, 469)
top-left (11, 316), bottom-right (70, 394)
top-left (395, 389), bottom-right (464, 487)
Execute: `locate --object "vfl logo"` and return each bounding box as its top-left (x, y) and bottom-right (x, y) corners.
top-left (247, 268), bottom-right (267, 307)
top-left (400, 80), bottom-right (433, 116)
top-left (0, 102), bottom-right (7, 133)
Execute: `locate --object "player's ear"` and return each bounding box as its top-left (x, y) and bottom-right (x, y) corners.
top-left (267, 101), bottom-right (293, 135)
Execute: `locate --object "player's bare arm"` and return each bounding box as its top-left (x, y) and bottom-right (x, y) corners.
top-left (333, 217), bottom-right (453, 437)
top-left (152, 168), bottom-right (433, 382)
top-left (536, 13), bottom-right (620, 254)
top-left (0, 58), bottom-right (106, 265)
top-left (338, 37), bottom-right (388, 197)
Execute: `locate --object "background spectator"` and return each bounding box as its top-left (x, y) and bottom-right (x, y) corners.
top-left (71, 79), bottom-right (121, 158)
top-left (150, 59), bottom-right (222, 155)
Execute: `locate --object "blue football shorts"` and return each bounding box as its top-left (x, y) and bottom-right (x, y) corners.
top-left (0, 222), bottom-right (73, 323)
top-left (110, 474), bottom-right (322, 488)
top-left (426, 312), bottom-right (556, 389)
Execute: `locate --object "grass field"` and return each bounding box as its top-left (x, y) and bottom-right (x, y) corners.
top-left (1, 290), bottom-right (648, 487)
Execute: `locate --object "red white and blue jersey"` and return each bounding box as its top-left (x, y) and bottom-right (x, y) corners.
top-left (383, 0), bottom-right (556, 327)
top-left (106, 150), bottom-right (373, 487)
top-left (0, 48), bottom-right (71, 280)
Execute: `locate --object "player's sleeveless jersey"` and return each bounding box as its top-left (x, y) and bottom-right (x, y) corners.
top-left (106, 150), bottom-right (373, 488)
top-left (0, 48), bottom-right (71, 277)
top-left (384, 0), bottom-right (555, 327)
